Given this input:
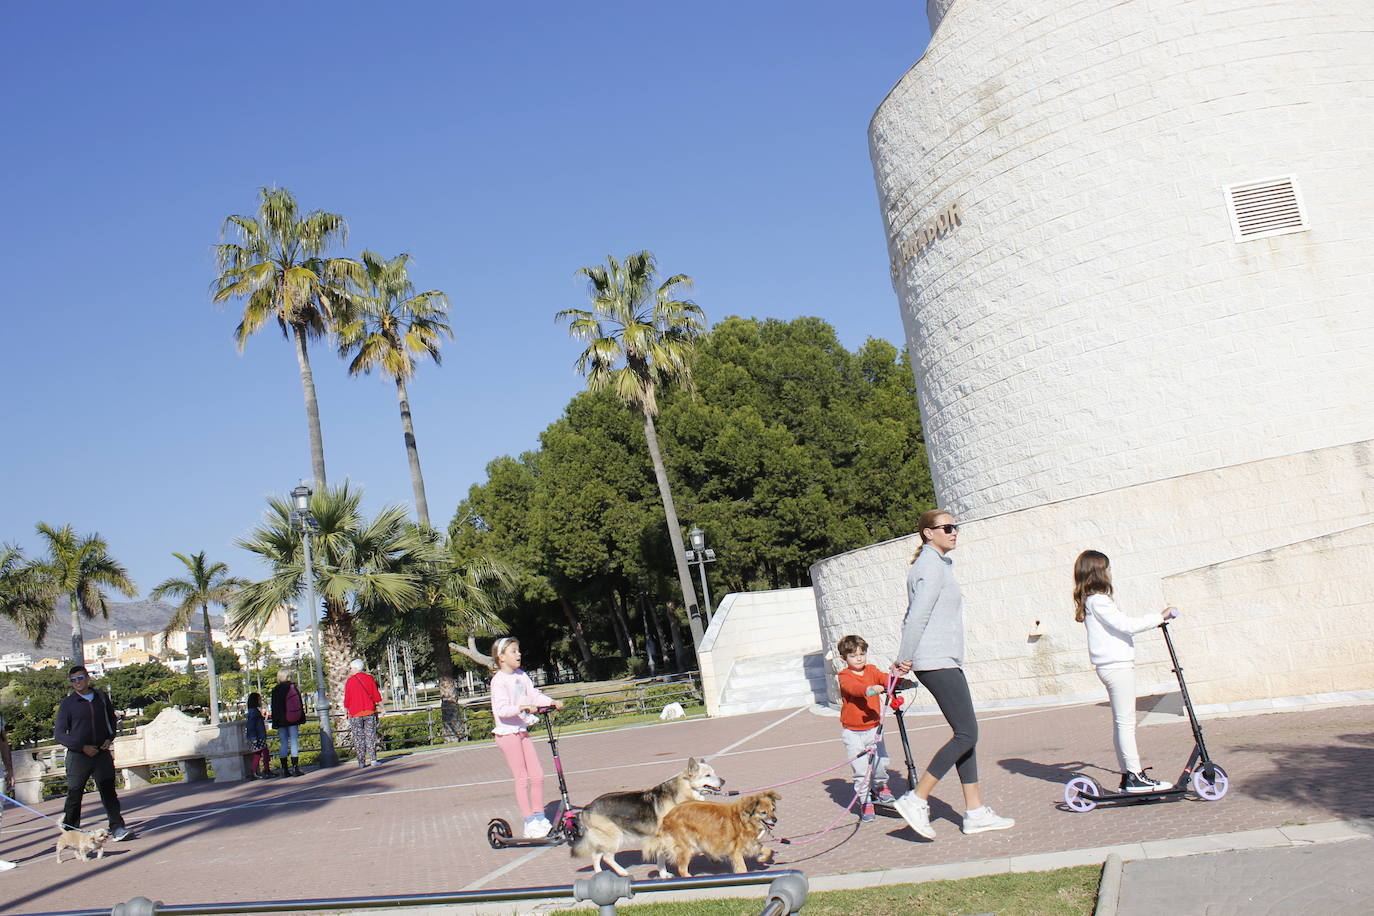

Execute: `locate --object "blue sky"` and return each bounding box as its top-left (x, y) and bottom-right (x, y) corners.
top-left (0, 1), bottom-right (932, 598)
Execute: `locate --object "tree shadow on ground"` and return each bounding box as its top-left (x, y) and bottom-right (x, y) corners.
top-left (0, 763), bottom-right (399, 913)
top-left (1228, 735), bottom-right (1374, 822)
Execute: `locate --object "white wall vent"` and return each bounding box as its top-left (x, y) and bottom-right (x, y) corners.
top-left (1222, 175), bottom-right (1309, 242)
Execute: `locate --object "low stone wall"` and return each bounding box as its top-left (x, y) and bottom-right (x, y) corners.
top-left (812, 440), bottom-right (1374, 709)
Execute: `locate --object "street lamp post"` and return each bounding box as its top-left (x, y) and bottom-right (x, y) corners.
top-left (290, 483), bottom-right (338, 768)
top-left (685, 527), bottom-right (717, 625)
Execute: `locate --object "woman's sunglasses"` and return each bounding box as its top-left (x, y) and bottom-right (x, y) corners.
top-left (926, 524), bottom-right (959, 534)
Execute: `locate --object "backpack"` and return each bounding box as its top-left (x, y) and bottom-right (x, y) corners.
top-left (285, 684), bottom-right (304, 725)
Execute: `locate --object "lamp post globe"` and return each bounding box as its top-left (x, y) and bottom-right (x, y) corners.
top-left (686, 527), bottom-right (715, 625)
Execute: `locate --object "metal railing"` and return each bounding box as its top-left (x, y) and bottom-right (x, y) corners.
top-left (36, 869), bottom-right (807, 916)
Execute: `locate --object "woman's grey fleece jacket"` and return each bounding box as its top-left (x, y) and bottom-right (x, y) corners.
top-left (895, 545), bottom-right (964, 671)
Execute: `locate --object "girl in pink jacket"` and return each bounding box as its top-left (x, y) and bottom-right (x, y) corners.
top-left (490, 637), bottom-right (563, 837)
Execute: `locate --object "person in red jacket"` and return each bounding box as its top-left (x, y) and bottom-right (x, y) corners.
top-left (836, 635), bottom-right (896, 823)
top-left (344, 658), bottom-right (384, 768)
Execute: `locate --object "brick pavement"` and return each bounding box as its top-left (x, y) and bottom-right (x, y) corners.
top-left (1, 701), bottom-right (1370, 914)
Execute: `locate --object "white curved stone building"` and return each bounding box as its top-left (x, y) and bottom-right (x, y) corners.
top-left (813, 0), bottom-right (1374, 709)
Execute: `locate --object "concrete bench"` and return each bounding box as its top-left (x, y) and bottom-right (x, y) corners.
top-left (10, 708), bottom-right (254, 802)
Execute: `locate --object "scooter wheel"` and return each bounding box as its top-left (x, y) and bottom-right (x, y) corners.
top-left (1190, 763), bottom-right (1229, 801)
top-left (487, 817), bottom-right (513, 848)
top-left (1065, 776), bottom-right (1100, 812)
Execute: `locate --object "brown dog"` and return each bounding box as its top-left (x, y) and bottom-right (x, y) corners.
top-left (645, 790), bottom-right (780, 878)
top-left (55, 827), bottom-right (110, 863)
top-left (570, 758), bottom-right (724, 876)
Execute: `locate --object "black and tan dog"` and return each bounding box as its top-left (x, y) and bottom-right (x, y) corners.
top-left (571, 757), bottom-right (724, 876)
top-left (645, 790), bottom-right (780, 878)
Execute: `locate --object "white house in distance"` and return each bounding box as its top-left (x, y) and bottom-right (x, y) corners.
top-left (0, 652), bottom-right (34, 672)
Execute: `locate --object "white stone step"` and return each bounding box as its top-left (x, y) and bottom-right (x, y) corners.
top-left (715, 651), bottom-right (831, 717)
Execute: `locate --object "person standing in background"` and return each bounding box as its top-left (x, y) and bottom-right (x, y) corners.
top-left (53, 666), bottom-right (131, 841)
top-left (270, 670), bottom-right (306, 776)
top-left (343, 659), bottom-right (384, 768)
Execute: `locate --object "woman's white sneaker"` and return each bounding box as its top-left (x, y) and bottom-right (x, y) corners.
top-left (894, 792), bottom-right (936, 839)
top-left (962, 806), bottom-right (1015, 834)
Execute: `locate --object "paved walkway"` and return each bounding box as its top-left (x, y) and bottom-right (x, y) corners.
top-left (1116, 834), bottom-right (1374, 915)
top-left (0, 699), bottom-right (1369, 914)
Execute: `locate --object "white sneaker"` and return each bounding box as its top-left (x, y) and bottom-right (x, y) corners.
top-left (962, 806), bottom-right (1015, 834)
top-left (0, 859), bottom-right (16, 871)
top-left (523, 817), bottom-right (551, 839)
top-left (894, 792), bottom-right (936, 839)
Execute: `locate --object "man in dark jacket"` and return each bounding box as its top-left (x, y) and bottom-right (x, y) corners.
top-left (53, 665), bottom-right (130, 840)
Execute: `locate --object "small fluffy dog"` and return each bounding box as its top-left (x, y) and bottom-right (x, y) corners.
top-left (646, 790), bottom-right (780, 878)
top-left (55, 827), bottom-right (110, 863)
top-left (571, 757), bottom-right (724, 876)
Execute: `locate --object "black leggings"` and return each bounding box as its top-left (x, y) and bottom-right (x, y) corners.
top-left (916, 667), bottom-right (979, 784)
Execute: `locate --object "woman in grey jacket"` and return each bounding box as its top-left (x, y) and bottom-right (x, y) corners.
top-left (893, 509), bottom-right (1014, 839)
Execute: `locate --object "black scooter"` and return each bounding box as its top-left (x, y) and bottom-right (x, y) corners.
top-left (874, 679), bottom-right (920, 819)
top-left (486, 706), bottom-right (584, 848)
top-left (1064, 612), bottom-right (1230, 811)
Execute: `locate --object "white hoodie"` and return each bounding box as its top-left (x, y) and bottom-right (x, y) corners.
top-left (1083, 593), bottom-right (1161, 667)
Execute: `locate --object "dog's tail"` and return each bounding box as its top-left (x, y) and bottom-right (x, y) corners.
top-left (568, 812), bottom-right (589, 858)
top-left (639, 830), bottom-right (666, 865)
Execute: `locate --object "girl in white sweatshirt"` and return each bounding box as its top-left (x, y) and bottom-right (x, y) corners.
top-left (1073, 550), bottom-right (1174, 794)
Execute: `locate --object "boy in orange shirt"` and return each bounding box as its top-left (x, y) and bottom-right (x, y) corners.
top-left (837, 634), bottom-right (895, 822)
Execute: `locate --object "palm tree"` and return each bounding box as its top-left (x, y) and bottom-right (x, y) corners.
top-left (213, 187), bottom-right (360, 489)
top-left (362, 523), bottom-right (511, 738)
top-left (557, 251), bottom-right (709, 647)
top-left (337, 251), bottom-right (453, 526)
top-left (149, 552), bottom-right (248, 726)
top-left (25, 524), bottom-right (137, 664)
top-left (232, 484), bottom-right (423, 713)
top-left (0, 544), bottom-right (50, 643)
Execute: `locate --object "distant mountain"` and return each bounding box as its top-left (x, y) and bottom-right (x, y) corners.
top-left (0, 598), bottom-right (224, 658)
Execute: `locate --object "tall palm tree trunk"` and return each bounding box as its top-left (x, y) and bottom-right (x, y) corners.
top-left (320, 599), bottom-right (356, 744)
top-left (428, 623), bottom-right (464, 739)
top-left (69, 594), bottom-right (85, 666)
top-left (293, 325), bottom-right (328, 489)
top-left (201, 602), bottom-right (221, 726)
top-left (641, 413), bottom-right (703, 649)
top-left (395, 375), bottom-right (430, 526)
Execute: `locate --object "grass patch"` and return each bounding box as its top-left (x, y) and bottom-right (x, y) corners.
top-left (616, 865), bottom-right (1101, 916)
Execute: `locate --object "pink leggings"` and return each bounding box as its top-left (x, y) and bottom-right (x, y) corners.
top-left (495, 732), bottom-right (544, 818)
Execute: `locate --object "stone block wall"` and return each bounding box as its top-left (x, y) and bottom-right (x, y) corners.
top-left (1161, 522), bottom-right (1374, 704)
top-left (812, 439), bottom-right (1374, 708)
top-left (870, 0), bottom-right (1374, 523)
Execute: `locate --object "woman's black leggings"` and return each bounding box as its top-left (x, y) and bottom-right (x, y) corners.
top-left (915, 667), bottom-right (979, 783)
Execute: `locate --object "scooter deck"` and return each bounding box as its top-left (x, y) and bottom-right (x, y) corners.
top-left (1081, 785), bottom-right (1191, 804)
top-left (493, 834), bottom-right (572, 848)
